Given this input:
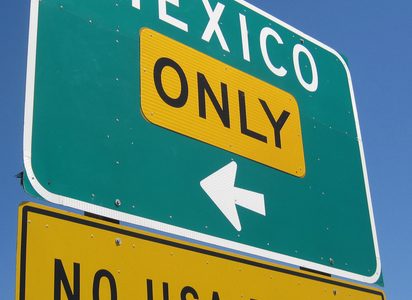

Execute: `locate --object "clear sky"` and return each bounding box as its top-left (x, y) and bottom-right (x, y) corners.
top-left (1, 0), bottom-right (411, 299)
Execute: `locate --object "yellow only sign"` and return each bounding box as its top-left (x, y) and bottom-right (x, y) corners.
top-left (16, 203), bottom-right (384, 300)
top-left (141, 29), bottom-right (305, 177)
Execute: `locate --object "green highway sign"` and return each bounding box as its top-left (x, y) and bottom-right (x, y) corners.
top-left (24, 0), bottom-right (380, 283)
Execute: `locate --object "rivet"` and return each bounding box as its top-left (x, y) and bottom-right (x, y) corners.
top-left (115, 199), bottom-right (122, 207)
top-left (115, 238), bottom-right (122, 246)
top-left (329, 258), bottom-right (334, 265)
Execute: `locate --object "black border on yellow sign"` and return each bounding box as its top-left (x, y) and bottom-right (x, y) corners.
top-left (17, 204), bottom-right (385, 299)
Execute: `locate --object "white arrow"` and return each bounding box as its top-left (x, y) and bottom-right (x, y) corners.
top-left (200, 161), bottom-right (266, 231)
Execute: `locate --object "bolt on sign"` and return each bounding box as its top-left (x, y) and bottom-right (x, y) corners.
top-left (15, 203), bottom-right (385, 300)
top-left (23, 0), bottom-right (381, 282)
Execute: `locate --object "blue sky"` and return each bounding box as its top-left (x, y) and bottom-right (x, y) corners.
top-left (1, 0), bottom-right (411, 299)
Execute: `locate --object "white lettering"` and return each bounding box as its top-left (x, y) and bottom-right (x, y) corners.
top-left (260, 27), bottom-right (287, 77)
top-left (293, 44), bottom-right (318, 92)
top-left (159, 0), bottom-right (188, 32)
top-left (131, 1), bottom-right (320, 92)
top-left (201, 0), bottom-right (229, 52)
top-left (239, 14), bottom-right (250, 62)
top-left (132, 0), bottom-right (140, 10)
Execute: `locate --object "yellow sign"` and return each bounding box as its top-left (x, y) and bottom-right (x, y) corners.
top-left (16, 203), bottom-right (385, 299)
top-left (141, 29), bottom-right (305, 177)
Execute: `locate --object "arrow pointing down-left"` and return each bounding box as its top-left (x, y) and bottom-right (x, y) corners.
top-left (200, 161), bottom-right (266, 231)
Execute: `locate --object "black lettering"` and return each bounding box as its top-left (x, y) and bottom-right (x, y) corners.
top-left (239, 91), bottom-right (267, 143)
top-left (147, 279), bottom-right (154, 300)
top-left (212, 291), bottom-right (220, 300)
top-left (154, 57), bottom-right (189, 108)
top-left (181, 286), bottom-right (199, 300)
top-left (93, 270), bottom-right (117, 300)
top-left (259, 99), bottom-right (290, 148)
top-left (54, 259), bottom-right (80, 300)
top-left (163, 282), bottom-right (170, 300)
top-left (198, 73), bottom-right (230, 128)
top-left (147, 279), bottom-right (170, 300)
